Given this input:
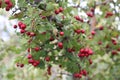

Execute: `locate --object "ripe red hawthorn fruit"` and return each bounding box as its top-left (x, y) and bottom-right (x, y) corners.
top-left (111, 38), bottom-right (117, 45)
top-left (31, 60), bottom-right (40, 67)
top-left (67, 48), bottom-right (73, 53)
top-left (89, 59), bottom-right (92, 65)
top-left (78, 48), bottom-right (93, 58)
top-left (45, 56), bottom-right (50, 62)
top-left (91, 30), bottom-right (96, 35)
top-left (59, 7), bottom-right (63, 12)
top-left (90, 8), bottom-right (94, 12)
top-left (16, 63), bottom-right (20, 67)
top-left (80, 69), bottom-right (87, 76)
top-left (20, 29), bottom-right (26, 34)
top-left (86, 12), bottom-right (94, 17)
top-left (105, 12), bottom-right (113, 18)
top-left (30, 32), bottom-right (36, 37)
top-left (81, 29), bottom-right (85, 34)
top-left (28, 59), bottom-right (34, 64)
top-left (99, 26), bottom-right (104, 30)
top-left (59, 31), bottom-right (64, 36)
top-left (5, 0), bottom-right (10, 4)
top-left (18, 21), bottom-right (23, 27)
top-left (98, 41), bottom-right (102, 45)
top-left (27, 54), bottom-right (32, 59)
top-left (74, 16), bottom-right (83, 22)
top-left (26, 32), bottom-right (31, 36)
top-left (117, 48), bottom-right (120, 51)
top-left (74, 29), bottom-right (81, 34)
top-left (55, 9), bottom-right (60, 14)
top-left (112, 50), bottom-right (118, 55)
top-left (27, 48), bottom-right (31, 52)
top-left (5, 6), bottom-right (10, 11)
top-left (0, 1), bottom-right (2, 8)
top-left (73, 73), bottom-right (82, 78)
top-left (8, 2), bottom-right (13, 8)
top-left (58, 42), bottom-right (63, 49)
top-left (49, 36), bottom-right (54, 41)
top-left (47, 66), bottom-right (51, 75)
top-left (13, 25), bottom-right (17, 28)
top-left (20, 63), bottom-right (24, 68)
top-left (34, 47), bottom-right (40, 51)
top-left (20, 24), bottom-right (26, 30)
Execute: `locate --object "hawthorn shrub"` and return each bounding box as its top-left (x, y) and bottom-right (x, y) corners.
top-left (0, 0), bottom-right (120, 79)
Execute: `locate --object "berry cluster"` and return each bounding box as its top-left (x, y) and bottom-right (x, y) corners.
top-left (111, 38), bottom-right (117, 45)
top-left (86, 11), bottom-right (94, 17)
top-left (74, 29), bottom-right (85, 34)
top-left (78, 48), bottom-right (93, 58)
top-left (74, 15), bottom-right (83, 22)
top-left (54, 7), bottom-right (64, 14)
top-left (73, 69), bottom-right (87, 79)
top-left (105, 12), bottom-right (113, 18)
top-left (16, 63), bottom-right (24, 68)
top-left (27, 53), bottom-right (40, 67)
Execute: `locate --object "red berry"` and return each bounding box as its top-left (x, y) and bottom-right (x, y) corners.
top-left (16, 63), bottom-right (19, 67)
top-left (75, 29), bottom-right (81, 34)
top-left (112, 50), bottom-right (118, 55)
top-left (27, 54), bottom-right (32, 59)
top-left (91, 30), bottom-right (96, 35)
top-left (18, 21), bottom-right (23, 27)
top-left (99, 26), bottom-right (104, 30)
top-left (8, 2), bottom-right (13, 8)
top-left (74, 16), bottom-right (83, 22)
top-left (34, 47), bottom-right (40, 51)
top-left (13, 25), bottom-right (17, 28)
top-left (117, 48), bottom-right (120, 51)
top-left (81, 29), bottom-right (85, 34)
top-left (49, 36), bottom-right (54, 41)
top-left (98, 41), bottom-right (102, 45)
top-left (20, 64), bottom-right (24, 68)
top-left (58, 42), bottom-right (63, 49)
top-left (28, 59), bottom-right (34, 64)
top-left (59, 7), bottom-right (63, 12)
top-left (30, 32), bottom-right (36, 37)
top-left (87, 12), bottom-right (94, 17)
top-left (81, 70), bottom-right (87, 76)
top-left (5, 0), bottom-right (10, 4)
top-left (59, 31), bottom-right (64, 36)
top-left (90, 8), bottom-right (94, 12)
top-left (20, 29), bottom-right (26, 34)
top-left (5, 6), bottom-right (10, 11)
top-left (26, 32), bottom-right (30, 36)
top-left (55, 9), bottom-right (60, 14)
top-left (89, 59), bottom-right (92, 65)
top-left (32, 62), bottom-right (38, 67)
top-left (21, 24), bottom-right (26, 29)
top-left (45, 56), bottom-right (50, 62)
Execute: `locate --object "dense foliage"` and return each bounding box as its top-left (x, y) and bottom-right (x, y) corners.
top-left (0, 0), bottom-right (120, 80)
